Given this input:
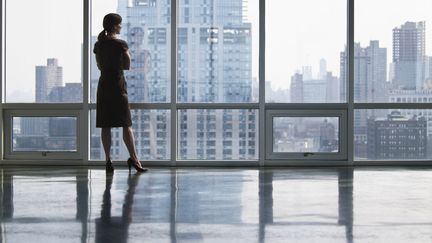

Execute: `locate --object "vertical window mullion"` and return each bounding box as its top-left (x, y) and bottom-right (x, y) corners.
top-left (0, 0), bottom-right (4, 159)
top-left (82, 0), bottom-right (90, 162)
top-left (171, 0), bottom-right (177, 166)
top-left (259, 0), bottom-right (265, 166)
top-left (347, 0), bottom-right (355, 164)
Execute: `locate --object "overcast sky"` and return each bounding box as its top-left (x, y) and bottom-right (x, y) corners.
top-left (5, 0), bottom-right (432, 101)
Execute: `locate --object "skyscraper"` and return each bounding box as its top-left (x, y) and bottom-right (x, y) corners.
top-left (319, 59), bottom-right (327, 80)
top-left (340, 41), bottom-right (387, 159)
top-left (290, 73), bottom-right (303, 103)
top-left (35, 58), bottom-right (63, 102)
top-left (340, 41), bottom-right (387, 103)
top-left (325, 72), bottom-right (339, 103)
top-left (367, 40), bottom-right (388, 102)
top-left (392, 21), bottom-right (426, 90)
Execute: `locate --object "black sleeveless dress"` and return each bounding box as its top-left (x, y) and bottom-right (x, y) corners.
top-left (93, 38), bottom-right (132, 128)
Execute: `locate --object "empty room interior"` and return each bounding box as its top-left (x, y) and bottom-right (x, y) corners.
top-left (1, 0), bottom-right (432, 242)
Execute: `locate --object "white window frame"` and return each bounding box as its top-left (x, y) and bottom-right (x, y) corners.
top-left (3, 108), bottom-right (83, 160)
top-left (266, 109), bottom-right (347, 161)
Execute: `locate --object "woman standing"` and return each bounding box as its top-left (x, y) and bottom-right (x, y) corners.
top-left (94, 13), bottom-right (147, 173)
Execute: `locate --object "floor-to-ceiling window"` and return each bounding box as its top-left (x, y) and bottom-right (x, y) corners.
top-left (264, 0), bottom-right (348, 163)
top-left (1, 0), bottom-right (432, 165)
top-left (354, 0), bottom-right (432, 162)
top-left (2, 0), bottom-right (83, 160)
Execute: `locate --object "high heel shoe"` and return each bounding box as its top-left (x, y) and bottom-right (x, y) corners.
top-left (106, 159), bottom-right (114, 173)
top-left (127, 158), bottom-right (148, 173)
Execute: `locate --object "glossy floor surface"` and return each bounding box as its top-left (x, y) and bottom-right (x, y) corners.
top-left (1, 166), bottom-right (432, 242)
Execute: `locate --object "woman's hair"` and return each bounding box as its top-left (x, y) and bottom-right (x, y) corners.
top-left (97, 13), bottom-right (122, 41)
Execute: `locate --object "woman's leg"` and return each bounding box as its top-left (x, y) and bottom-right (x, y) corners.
top-left (123, 126), bottom-right (141, 165)
top-left (101, 127), bottom-right (112, 161)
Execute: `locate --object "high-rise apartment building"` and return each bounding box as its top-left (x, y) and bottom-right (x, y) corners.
top-left (340, 41), bottom-right (387, 159)
top-left (340, 41), bottom-right (387, 103)
top-left (319, 58), bottom-right (327, 79)
top-left (389, 89), bottom-right (432, 138)
top-left (367, 111), bottom-right (427, 159)
top-left (392, 21), bottom-right (426, 90)
top-left (290, 73), bottom-right (303, 103)
top-left (35, 58), bottom-right (63, 102)
top-left (367, 40), bottom-right (388, 101)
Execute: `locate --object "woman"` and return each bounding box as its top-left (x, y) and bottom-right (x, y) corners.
top-left (94, 13), bottom-right (147, 173)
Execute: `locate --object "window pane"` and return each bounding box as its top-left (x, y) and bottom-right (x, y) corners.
top-left (354, 110), bottom-right (429, 160)
top-left (273, 117), bottom-right (339, 153)
top-left (5, 0), bottom-right (83, 103)
top-left (13, 117), bottom-right (77, 152)
top-left (90, 110), bottom-right (170, 160)
top-left (178, 109), bottom-right (258, 160)
top-left (355, 0), bottom-right (432, 103)
top-left (177, 0), bottom-right (258, 103)
top-left (266, 0), bottom-right (346, 103)
top-left (91, 0), bottom-right (171, 103)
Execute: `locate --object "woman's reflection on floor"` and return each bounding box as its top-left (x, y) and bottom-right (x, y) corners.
top-left (96, 173), bottom-right (141, 243)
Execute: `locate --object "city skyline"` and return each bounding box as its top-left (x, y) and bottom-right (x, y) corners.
top-left (22, 20), bottom-right (432, 104)
top-left (5, 0), bottom-right (432, 101)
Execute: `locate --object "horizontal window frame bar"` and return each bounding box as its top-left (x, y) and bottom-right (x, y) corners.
top-left (89, 103), bottom-right (173, 109)
top-left (2, 103), bottom-right (84, 110)
top-left (265, 103), bottom-right (348, 110)
top-left (5, 103), bottom-right (432, 110)
top-left (91, 103), bottom-right (260, 110)
top-left (4, 109), bottom-right (82, 116)
top-left (354, 103), bottom-right (432, 109)
top-left (176, 103), bottom-right (259, 109)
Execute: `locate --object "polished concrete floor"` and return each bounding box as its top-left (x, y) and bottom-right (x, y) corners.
top-left (1, 166), bottom-right (432, 242)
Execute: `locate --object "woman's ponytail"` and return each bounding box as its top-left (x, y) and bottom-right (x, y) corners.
top-left (97, 29), bottom-right (107, 41)
top-left (98, 13), bottom-right (122, 41)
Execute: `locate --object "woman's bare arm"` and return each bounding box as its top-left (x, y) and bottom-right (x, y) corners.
top-left (96, 55), bottom-right (102, 70)
top-left (122, 50), bottom-right (131, 70)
